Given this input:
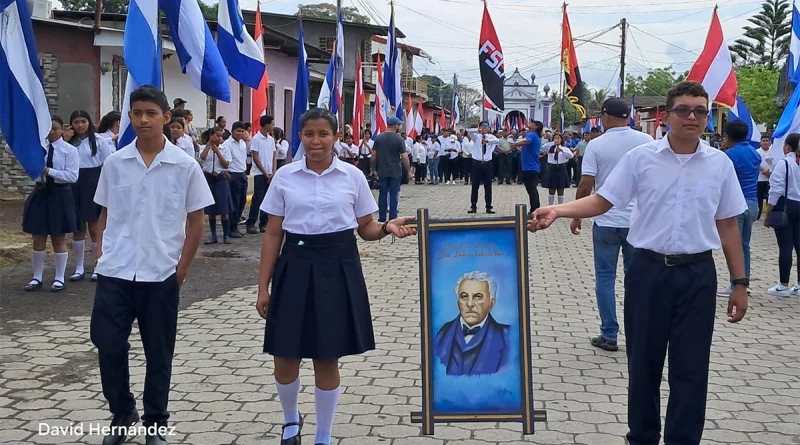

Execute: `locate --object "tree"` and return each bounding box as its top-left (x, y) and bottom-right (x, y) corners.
top-left (586, 88), bottom-right (611, 116)
top-left (59, 0), bottom-right (127, 13)
top-left (624, 66), bottom-right (685, 97)
top-left (419, 75), bottom-right (450, 108)
top-left (297, 3), bottom-right (370, 24)
top-left (417, 75), bottom-right (481, 125)
top-left (736, 66), bottom-right (782, 125)
top-left (198, 1), bottom-right (218, 21)
top-left (550, 92), bottom-right (581, 130)
top-left (729, 0), bottom-right (791, 68)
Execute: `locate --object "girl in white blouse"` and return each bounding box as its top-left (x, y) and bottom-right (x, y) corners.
top-left (168, 118), bottom-right (195, 158)
top-left (542, 132), bottom-right (574, 205)
top-left (274, 127), bottom-right (291, 169)
top-left (68, 110), bottom-right (113, 283)
top-left (22, 116), bottom-right (80, 292)
top-left (200, 127), bottom-right (233, 244)
top-left (97, 111), bottom-right (121, 151)
top-left (256, 109), bottom-right (416, 445)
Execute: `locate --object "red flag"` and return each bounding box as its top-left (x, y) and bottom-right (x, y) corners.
top-left (439, 108), bottom-right (447, 132)
top-left (561, 5), bottom-right (586, 118)
top-left (251, 3), bottom-right (268, 134)
top-left (353, 52), bottom-right (364, 145)
top-left (374, 53), bottom-right (387, 134)
top-left (406, 92), bottom-right (416, 138)
top-left (479, 2), bottom-right (504, 112)
top-left (686, 8), bottom-right (737, 107)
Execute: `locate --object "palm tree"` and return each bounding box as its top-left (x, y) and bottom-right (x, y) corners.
top-left (730, 0), bottom-right (791, 68)
top-left (587, 88), bottom-right (610, 116)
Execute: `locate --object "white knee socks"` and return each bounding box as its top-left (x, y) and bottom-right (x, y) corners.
top-left (31, 250), bottom-right (45, 281)
top-left (73, 239), bottom-right (85, 275)
top-left (558, 196), bottom-right (564, 204)
top-left (54, 252), bottom-right (68, 283)
top-left (276, 378), bottom-right (300, 439)
top-left (548, 195), bottom-right (555, 205)
top-left (314, 386), bottom-right (340, 445)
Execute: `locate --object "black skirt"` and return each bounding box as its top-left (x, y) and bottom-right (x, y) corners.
top-left (22, 183), bottom-right (79, 236)
top-left (543, 163), bottom-right (570, 189)
top-left (204, 172), bottom-right (234, 215)
top-left (72, 166), bottom-right (102, 225)
top-left (265, 230), bottom-right (375, 359)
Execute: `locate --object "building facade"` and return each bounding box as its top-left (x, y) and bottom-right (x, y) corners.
top-left (502, 68), bottom-right (554, 130)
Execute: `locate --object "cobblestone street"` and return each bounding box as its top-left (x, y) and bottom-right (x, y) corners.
top-left (1, 183), bottom-right (799, 444)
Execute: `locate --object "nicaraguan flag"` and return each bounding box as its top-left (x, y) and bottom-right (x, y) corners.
top-left (727, 96), bottom-right (762, 149)
top-left (383, 4), bottom-right (402, 120)
top-left (161, 0), bottom-right (230, 102)
top-left (217, 0), bottom-right (265, 89)
top-left (291, 19), bottom-right (309, 157)
top-left (118, 0), bottom-right (161, 148)
top-left (451, 74), bottom-right (460, 127)
top-left (773, 80), bottom-right (800, 149)
top-left (628, 95), bottom-right (635, 127)
top-left (316, 10), bottom-right (343, 114)
top-left (0, 0), bottom-right (52, 179)
top-left (583, 119), bottom-right (591, 133)
top-left (789, 2), bottom-right (800, 86)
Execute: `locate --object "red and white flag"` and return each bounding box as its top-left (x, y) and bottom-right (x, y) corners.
top-left (405, 93), bottom-right (416, 138)
top-left (250, 2), bottom-right (268, 134)
top-left (373, 53), bottom-right (387, 135)
top-left (353, 52), bottom-right (364, 145)
top-left (686, 8), bottom-right (737, 107)
top-left (414, 97), bottom-right (424, 136)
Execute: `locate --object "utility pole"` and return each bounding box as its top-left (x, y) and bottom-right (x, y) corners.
top-left (619, 18), bottom-right (627, 99)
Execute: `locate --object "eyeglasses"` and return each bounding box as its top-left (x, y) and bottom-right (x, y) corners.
top-left (667, 105), bottom-right (709, 119)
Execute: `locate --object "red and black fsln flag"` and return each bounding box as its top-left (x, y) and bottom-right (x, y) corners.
top-left (479, 2), bottom-right (505, 113)
top-left (561, 5), bottom-right (587, 119)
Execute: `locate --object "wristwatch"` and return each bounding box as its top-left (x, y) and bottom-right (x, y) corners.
top-left (732, 278), bottom-right (750, 288)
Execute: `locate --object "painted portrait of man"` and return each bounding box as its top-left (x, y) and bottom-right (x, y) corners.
top-left (433, 270), bottom-right (511, 376)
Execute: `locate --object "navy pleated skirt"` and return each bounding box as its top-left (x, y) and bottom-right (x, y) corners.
top-left (264, 230), bottom-right (375, 360)
top-left (72, 166), bottom-right (102, 226)
top-left (543, 163), bottom-right (570, 189)
top-left (22, 183), bottom-right (79, 236)
top-left (204, 173), bottom-right (234, 215)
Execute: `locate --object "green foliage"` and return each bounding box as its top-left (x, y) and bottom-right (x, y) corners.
top-left (550, 92), bottom-right (581, 129)
top-left (736, 66), bottom-right (782, 125)
top-left (297, 3), bottom-right (370, 24)
top-left (198, 1), bottom-right (218, 21)
top-left (624, 66), bottom-right (685, 97)
top-left (729, 0), bottom-right (791, 68)
top-left (418, 75), bottom-right (481, 123)
top-left (59, 0), bottom-right (127, 13)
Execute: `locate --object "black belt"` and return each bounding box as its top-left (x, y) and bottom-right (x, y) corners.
top-left (473, 159), bottom-right (491, 164)
top-left (35, 182), bottom-right (69, 190)
top-left (636, 248), bottom-right (712, 267)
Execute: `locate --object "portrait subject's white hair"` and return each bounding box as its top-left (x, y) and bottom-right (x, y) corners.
top-left (455, 270), bottom-right (498, 301)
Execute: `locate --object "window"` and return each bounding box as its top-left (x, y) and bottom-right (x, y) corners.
top-left (268, 84), bottom-right (275, 117)
top-left (319, 36), bottom-right (335, 52)
top-left (115, 65), bottom-right (128, 112)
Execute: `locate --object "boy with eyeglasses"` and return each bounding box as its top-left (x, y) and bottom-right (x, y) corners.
top-left (528, 81), bottom-right (748, 445)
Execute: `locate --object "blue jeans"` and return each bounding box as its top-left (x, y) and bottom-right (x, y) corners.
top-left (593, 223), bottom-right (634, 342)
top-left (429, 158), bottom-right (439, 183)
top-left (378, 177), bottom-right (401, 222)
top-left (730, 200), bottom-right (759, 282)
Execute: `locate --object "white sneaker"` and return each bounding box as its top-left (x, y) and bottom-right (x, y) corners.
top-left (791, 284), bottom-right (800, 296)
top-left (716, 285), bottom-right (733, 297)
top-left (768, 284), bottom-right (791, 297)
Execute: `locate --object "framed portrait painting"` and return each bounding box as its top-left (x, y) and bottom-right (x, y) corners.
top-left (411, 205), bottom-right (547, 435)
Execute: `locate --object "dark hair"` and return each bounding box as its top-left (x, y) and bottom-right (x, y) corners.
top-left (550, 132), bottom-right (564, 154)
top-left (129, 85), bottom-right (170, 112)
top-left (166, 117), bottom-right (185, 143)
top-left (259, 115), bottom-right (274, 127)
top-left (274, 127), bottom-right (285, 142)
top-left (244, 122), bottom-right (252, 130)
top-left (69, 110), bottom-right (99, 156)
top-left (97, 111), bottom-right (121, 134)
top-left (232, 121), bottom-right (246, 131)
top-left (51, 115), bottom-right (64, 126)
top-left (215, 116), bottom-right (226, 123)
top-left (201, 126), bottom-right (225, 144)
top-left (665, 81), bottom-right (709, 111)
top-left (532, 120), bottom-right (544, 138)
top-left (299, 108), bottom-right (338, 132)
top-left (171, 108), bottom-right (189, 119)
top-left (724, 120), bottom-right (748, 143)
top-left (761, 135), bottom-right (771, 141)
top-left (786, 133), bottom-right (800, 165)
top-left (363, 129), bottom-right (372, 138)
top-left (415, 135), bottom-right (422, 143)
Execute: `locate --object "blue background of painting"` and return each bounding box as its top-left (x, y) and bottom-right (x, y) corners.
top-left (428, 227), bottom-right (522, 414)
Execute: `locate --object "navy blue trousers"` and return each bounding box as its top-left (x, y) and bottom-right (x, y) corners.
top-left (470, 160), bottom-right (493, 209)
top-left (90, 274), bottom-right (179, 426)
top-left (624, 250), bottom-right (716, 445)
top-left (228, 172), bottom-right (248, 232)
top-left (246, 175), bottom-right (269, 229)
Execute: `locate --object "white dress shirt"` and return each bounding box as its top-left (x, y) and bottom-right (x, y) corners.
top-left (581, 127), bottom-right (654, 228)
top-left (224, 137), bottom-right (248, 173)
top-left (472, 134), bottom-right (499, 162)
top-left (39, 139), bottom-right (79, 184)
top-left (444, 140), bottom-right (461, 160)
top-left (276, 139), bottom-right (290, 160)
top-left (437, 139), bottom-right (447, 157)
top-left (758, 148), bottom-right (774, 182)
top-left (413, 143), bottom-right (427, 164)
top-left (431, 141), bottom-right (441, 159)
top-left (597, 137), bottom-right (747, 255)
top-left (546, 145), bottom-right (574, 165)
top-left (261, 155), bottom-right (379, 235)
top-left (358, 140), bottom-right (374, 158)
top-left (250, 132), bottom-right (276, 176)
top-left (94, 138), bottom-right (214, 282)
top-left (175, 135), bottom-right (195, 159)
top-left (461, 138), bottom-right (473, 158)
top-left (75, 136), bottom-right (113, 168)
top-left (768, 152), bottom-right (800, 205)
top-left (201, 143), bottom-right (232, 174)
top-left (98, 130), bottom-right (118, 152)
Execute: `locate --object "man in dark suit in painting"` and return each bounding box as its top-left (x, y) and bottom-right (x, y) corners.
top-left (433, 270), bottom-right (511, 376)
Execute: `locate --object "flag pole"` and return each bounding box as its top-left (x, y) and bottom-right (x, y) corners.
top-left (559, 3), bottom-right (566, 131)
top-left (337, 0), bottom-right (344, 133)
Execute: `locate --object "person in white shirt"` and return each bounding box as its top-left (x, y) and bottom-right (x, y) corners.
top-left (247, 115), bottom-right (277, 234)
top-left (340, 133), bottom-right (357, 164)
top-left (542, 133), bottom-right (574, 205)
top-left (764, 133), bottom-right (800, 297)
top-left (530, 81), bottom-right (748, 445)
top-left (460, 130), bottom-right (473, 185)
top-left (757, 135), bottom-right (774, 220)
top-left (357, 130), bottom-right (374, 177)
top-left (444, 133), bottom-right (462, 184)
top-left (469, 122), bottom-right (500, 214)
top-left (411, 135), bottom-right (427, 184)
top-left (224, 122), bottom-right (249, 239)
top-left (97, 111), bottom-right (121, 151)
top-left (168, 118), bottom-right (195, 159)
top-left (200, 126), bottom-right (233, 244)
top-left (68, 109), bottom-right (114, 283)
top-left (22, 115), bottom-right (80, 292)
top-left (256, 108), bottom-right (416, 445)
top-left (570, 98), bottom-right (654, 352)
top-left (274, 127), bottom-right (291, 169)
top-left (91, 85), bottom-right (213, 445)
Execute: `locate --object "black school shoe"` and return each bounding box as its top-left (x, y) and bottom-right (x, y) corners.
top-left (280, 413), bottom-right (304, 445)
top-left (590, 335), bottom-right (618, 352)
top-left (102, 411), bottom-right (140, 445)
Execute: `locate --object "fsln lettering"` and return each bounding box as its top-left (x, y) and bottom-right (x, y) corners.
top-left (479, 41), bottom-right (504, 77)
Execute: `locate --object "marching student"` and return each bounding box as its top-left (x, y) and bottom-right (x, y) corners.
top-left (91, 85), bottom-right (212, 445)
top-left (469, 121), bottom-right (499, 214)
top-left (215, 116), bottom-right (232, 140)
top-left (543, 132), bottom-right (574, 205)
top-left (200, 126), bottom-right (233, 244)
top-left (412, 135), bottom-right (427, 184)
top-left (357, 129), bottom-right (373, 177)
top-left (97, 111), bottom-right (121, 151)
top-left (274, 127), bottom-right (291, 169)
top-left (256, 108), bottom-right (416, 445)
top-left (69, 109), bottom-right (114, 283)
top-left (757, 135), bottom-right (774, 220)
top-left (341, 133), bottom-right (357, 164)
top-left (529, 81), bottom-right (748, 445)
top-left (225, 122), bottom-right (249, 239)
top-left (429, 134), bottom-right (441, 185)
top-left (167, 118), bottom-right (194, 158)
top-left (22, 116), bottom-right (79, 292)
top-left (460, 130), bottom-right (472, 185)
top-left (247, 115), bottom-right (278, 234)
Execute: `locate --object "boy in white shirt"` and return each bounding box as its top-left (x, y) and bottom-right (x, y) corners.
top-left (224, 122), bottom-right (249, 238)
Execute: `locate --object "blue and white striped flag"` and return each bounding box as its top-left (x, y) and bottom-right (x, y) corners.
top-left (727, 96), bottom-right (762, 149)
top-left (383, 4), bottom-right (403, 120)
top-left (316, 10), bottom-right (343, 115)
top-left (0, 0), bottom-right (52, 179)
top-left (161, 0), bottom-right (230, 102)
top-left (118, 0), bottom-right (161, 148)
top-left (217, 0), bottom-right (266, 89)
top-left (789, 2), bottom-right (800, 86)
top-left (628, 95), bottom-right (635, 127)
top-left (291, 19), bottom-right (309, 158)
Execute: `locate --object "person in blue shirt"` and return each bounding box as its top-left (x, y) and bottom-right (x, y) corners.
top-left (717, 120), bottom-right (762, 297)
top-left (512, 120), bottom-right (543, 213)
